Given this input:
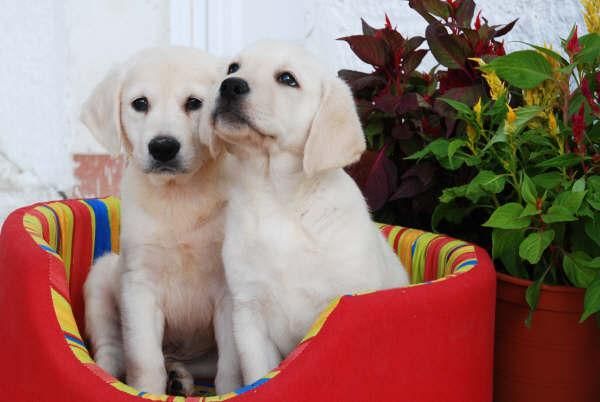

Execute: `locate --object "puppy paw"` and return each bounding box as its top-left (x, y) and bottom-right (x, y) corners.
top-left (94, 346), bottom-right (125, 379)
top-left (166, 362), bottom-right (195, 396)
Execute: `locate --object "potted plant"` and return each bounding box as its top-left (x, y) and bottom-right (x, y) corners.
top-left (340, 0), bottom-right (600, 401)
top-left (338, 0), bottom-right (515, 236)
top-left (408, 13), bottom-right (600, 402)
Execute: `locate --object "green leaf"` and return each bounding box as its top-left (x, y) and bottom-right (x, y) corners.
top-left (448, 139), bottom-right (467, 168)
top-left (492, 229), bottom-right (528, 277)
top-left (564, 252), bottom-right (598, 288)
top-left (588, 176), bottom-right (600, 192)
top-left (525, 267), bottom-right (550, 327)
top-left (554, 190), bottom-right (586, 214)
top-left (466, 171), bottom-right (506, 202)
top-left (405, 138), bottom-right (449, 160)
top-left (542, 205), bottom-right (577, 224)
top-left (439, 184), bottom-right (468, 203)
top-left (519, 230), bottom-right (555, 265)
top-left (512, 106), bottom-right (543, 133)
top-left (533, 172), bottom-right (563, 190)
top-left (581, 276), bottom-right (600, 322)
top-left (525, 43), bottom-right (569, 66)
top-left (521, 173), bottom-right (538, 205)
top-left (572, 177), bottom-right (586, 192)
top-left (536, 153), bottom-right (584, 169)
top-left (440, 98), bottom-right (474, 117)
top-left (576, 33), bottom-right (600, 65)
top-left (482, 50), bottom-right (553, 89)
top-left (520, 204), bottom-right (541, 217)
top-left (585, 219), bottom-right (600, 247)
top-left (483, 203), bottom-right (531, 229)
top-left (484, 132), bottom-right (507, 151)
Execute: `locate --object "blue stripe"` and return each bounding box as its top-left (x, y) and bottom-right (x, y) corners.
top-left (456, 259), bottom-right (478, 270)
top-left (64, 333), bottom-right (86, 347)
top-left (84, 199), bottom-right (112, 261)
top-left (235, 377), bottom-right (270, 394)
top-left (137, 391), bottom-right (147, 396)
top-left (40, 244), bottom-right (56, 253)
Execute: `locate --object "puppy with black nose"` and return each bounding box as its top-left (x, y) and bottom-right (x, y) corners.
top-left (82, 47), bottom-right (241, 396)
top-left (205, 40), bottom-right (410, 385)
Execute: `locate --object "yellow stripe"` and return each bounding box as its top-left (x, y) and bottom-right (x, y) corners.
top-left (439, 240), bottom-right (464, 276)
top-left (34, 206), bottom-right (58, 249)
top-left (386, 225), bottom-right (402, 256)
top-left (23, 215), bottom-right (55, 251)
top-left (48, 202), bottom-right (74, 283)
top-left (206, 392), bottom-right (238, 401)
top-left (301, 296), bottom-right (341, 342)
top-left (111, 381), bottom-right (140, 396)
top-left (447, 244), bottom-right (471, 273)
top-left (412, 233), bottom-right (438, 284)
top-left (50, 288), bottom-right (81, 338)
top-left (70, 345), bottom-right (94, 364)
top-left (141, 394), bottom-right (168, 401)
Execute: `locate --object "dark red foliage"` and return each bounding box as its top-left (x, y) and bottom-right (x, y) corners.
top-left (572, 104), bottom-right (586, 155)
top-left (339, 1), bottom-right (516, 229)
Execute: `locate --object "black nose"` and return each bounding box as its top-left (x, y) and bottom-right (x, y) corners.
top-left (219, 77), bottom-right (250, 100)
top-left (148, 136), bottom-right (180, 162)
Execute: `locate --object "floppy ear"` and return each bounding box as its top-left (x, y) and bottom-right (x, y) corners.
top-left (303, 77), bottom-right (366, 176)
top-left (80, 67), bottom-right (127, 155)
top-left (207, 132), bottom-right (224, 159)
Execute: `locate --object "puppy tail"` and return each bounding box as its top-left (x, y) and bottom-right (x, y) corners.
top-left (83, 253), bottom-right (125, 378)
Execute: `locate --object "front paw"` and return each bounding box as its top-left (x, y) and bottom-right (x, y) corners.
top-left (94, 346), bottom-right (125, 379)
top-left (166, 362), bottom-right (195, 396)
top-left (215, 370), bottom-right (243, 395)
top-left (127, 367), bottom-right (168, 395)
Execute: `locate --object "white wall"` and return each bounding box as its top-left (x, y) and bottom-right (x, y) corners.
top-left (0, 0), bottom-right (170, 222)
top-left (0, 0), bottom-right (587, 222)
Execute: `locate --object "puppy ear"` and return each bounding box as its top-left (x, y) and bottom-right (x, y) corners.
top-left (80, 67), bottom-right (127, 155)
top-left (206, 129), bottom-right (224, 159)
top-left (303, 78), bottom-right (366, 176)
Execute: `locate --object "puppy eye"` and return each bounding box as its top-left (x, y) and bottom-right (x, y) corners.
top-left (277, 72), bottom-right (299, 88)
top-left (227, 63), bottom-right (240, 74)
top-left (131, 97), bottom-right (149, 113)
top-left (185, 97), bottom-right (203, 112)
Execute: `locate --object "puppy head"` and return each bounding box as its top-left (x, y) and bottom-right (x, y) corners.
top-left (211, 40), bottom-right (365, 176)
top-left (81, 47), bottom-right (222, 177)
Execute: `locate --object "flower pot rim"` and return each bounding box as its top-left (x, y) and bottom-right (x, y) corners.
top-left (496, 271), bottom-right (584, 294)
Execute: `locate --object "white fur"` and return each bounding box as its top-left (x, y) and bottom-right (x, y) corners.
top-left (211, 41), bottom-right (409, 385)
top-left (82, 47), bottom-right (241, 395)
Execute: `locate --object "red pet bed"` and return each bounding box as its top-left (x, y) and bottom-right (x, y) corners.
top-left (0, 197), bottom-right (496, 401)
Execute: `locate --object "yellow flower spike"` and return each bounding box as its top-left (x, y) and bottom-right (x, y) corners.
top-left (473, 98), bottom-right (483, 127)
top-left (466, 124), bottom-right (478, 153)
top-left (506, 105), bottom-right (517, 125)
top-left (581, 0), bottom-right (600, 33)
top-left (547, 112), bottom-right (564, 153)
top-left (548, 112), bottom-right (558, 134)
top-left (469, 58), bottom-right (506, 101)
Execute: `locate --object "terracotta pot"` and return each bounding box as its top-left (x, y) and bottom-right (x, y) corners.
top-left (494, 272), bottom-right (600, 402)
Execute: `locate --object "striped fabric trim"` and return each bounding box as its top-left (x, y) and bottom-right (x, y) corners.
top-left (22, 199), bottom-right (479, 401)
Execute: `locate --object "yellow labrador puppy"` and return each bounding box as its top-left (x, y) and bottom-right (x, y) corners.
top-left (207, 40), bottom-right (410, 385)
top-left (82, 47), bottom-right (240, 396)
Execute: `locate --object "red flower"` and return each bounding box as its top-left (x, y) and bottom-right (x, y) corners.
top-left (567, 26), bottom-right (582, 56)
top-left (474, 11), bottom-right (482, 30)
top-left (571, 104), bottom-right (586, 154)
top-left (384, 13), bottom-right (392, 30)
